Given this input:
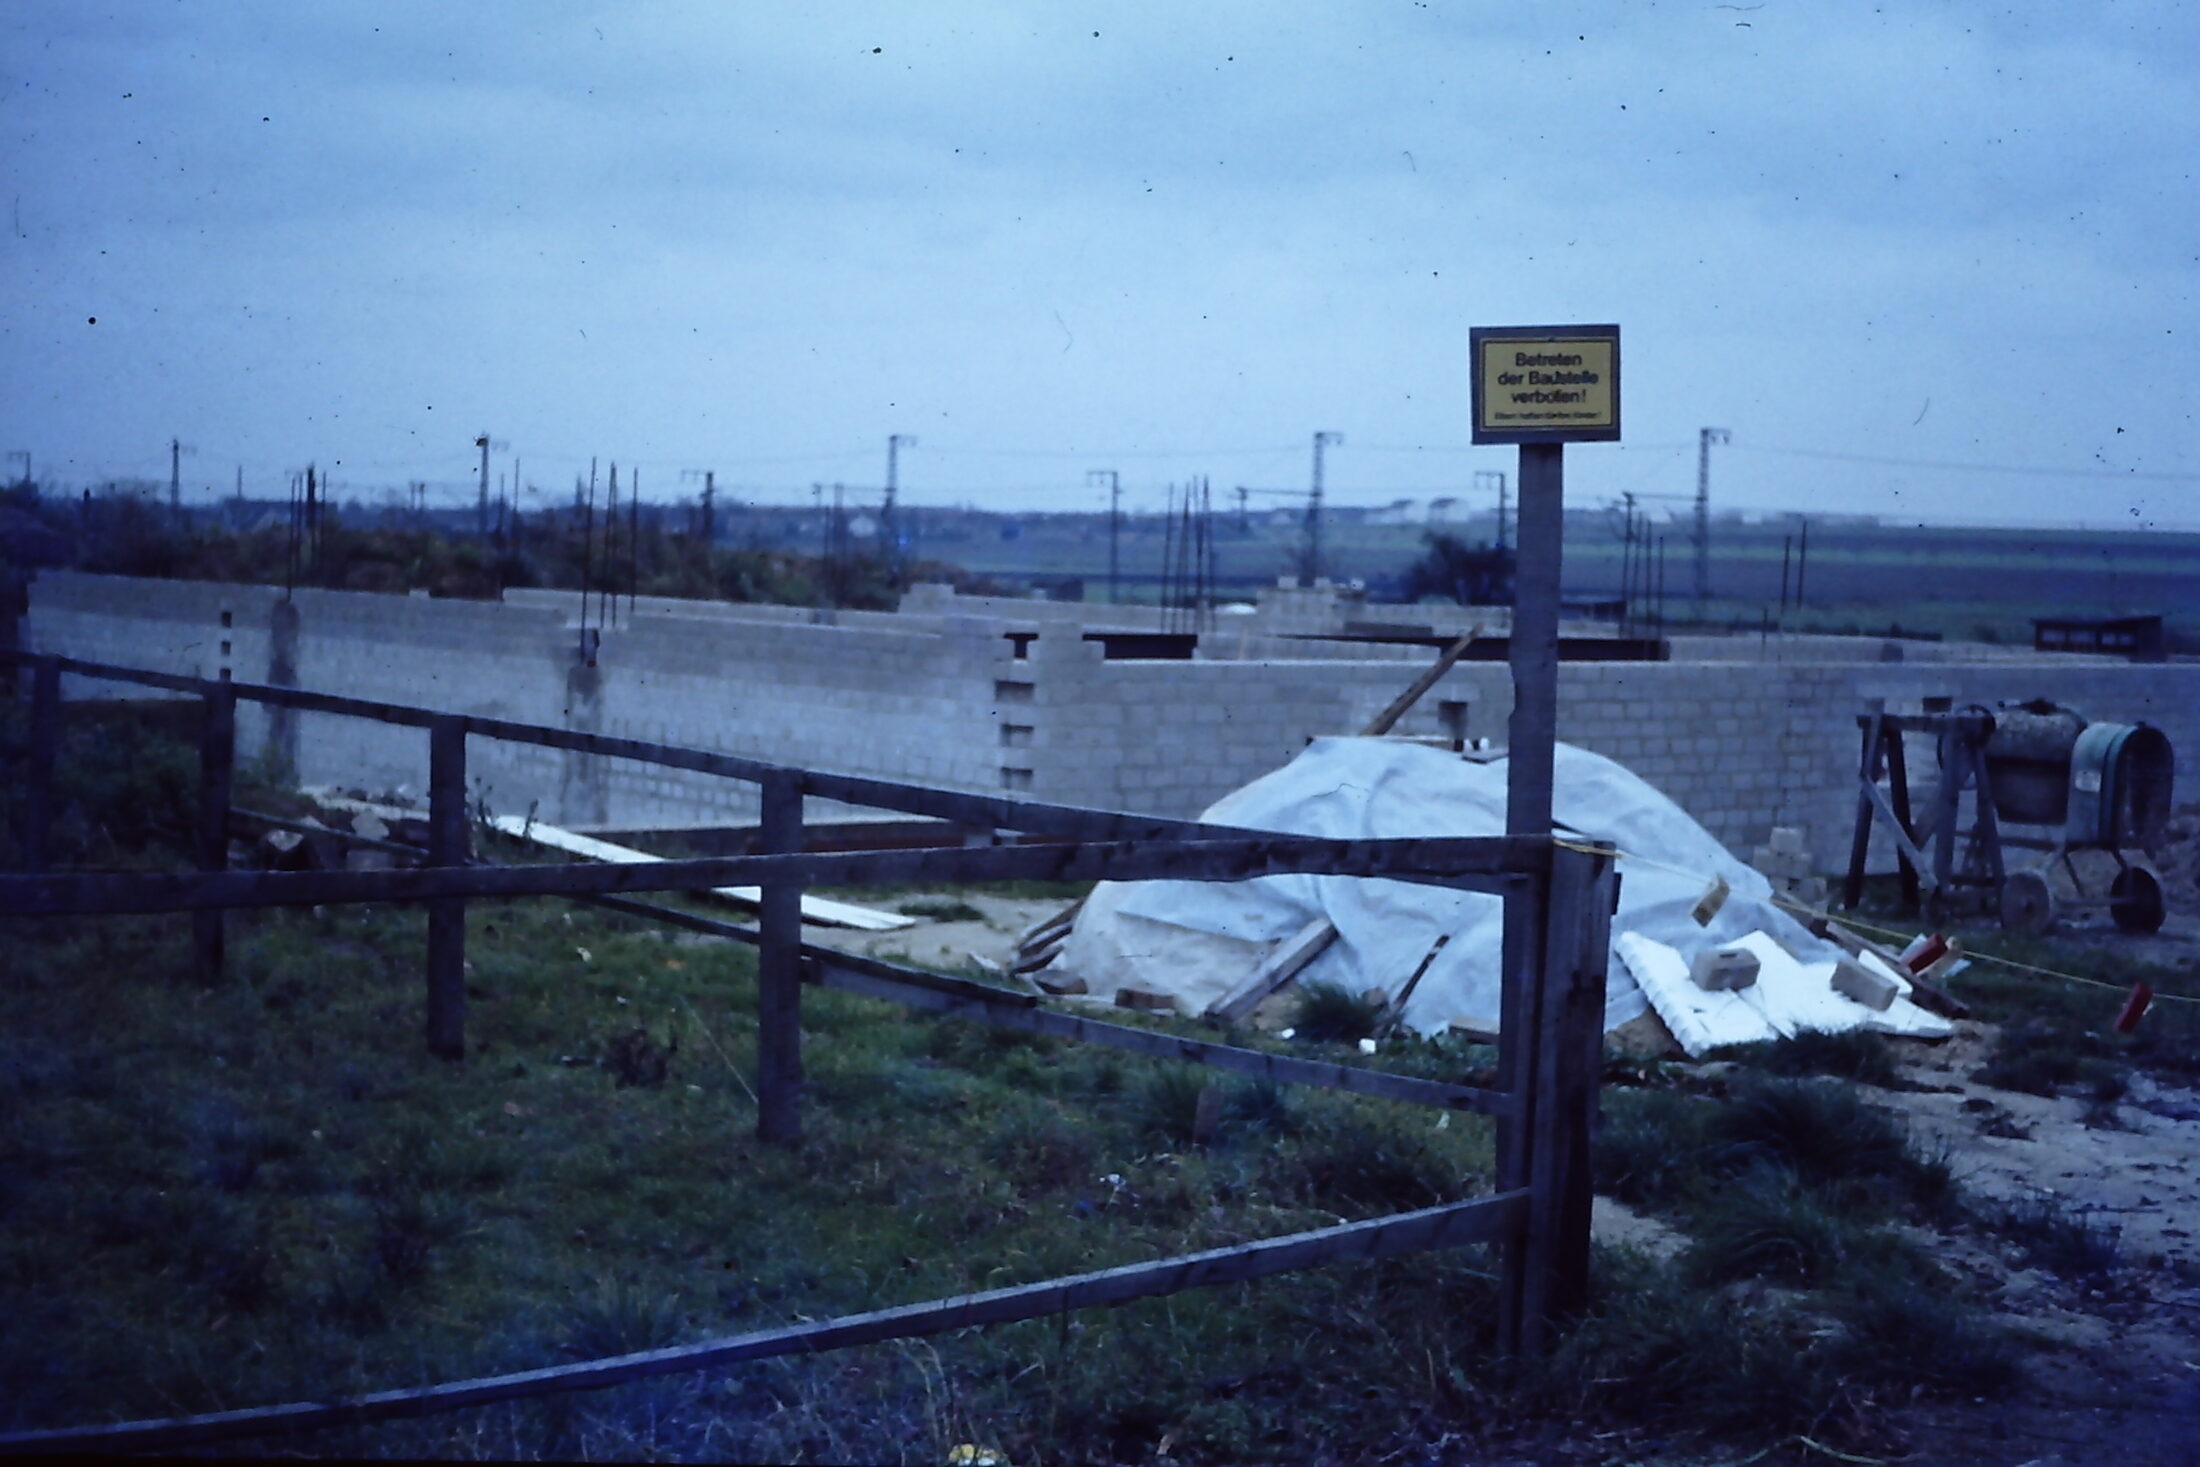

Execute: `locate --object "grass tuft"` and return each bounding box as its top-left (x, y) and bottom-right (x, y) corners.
top-left (1680, 1166), bottom-right (1866, 1288)
top-left (1995, 1192), bottom-right (2122, 1279)
top-left (1710, 1026), bottom-right (1901, 1088)
top-left (898, 897), bottom-right (987, 923)
top-left (1287, 980), bottom-right (1384, 1043)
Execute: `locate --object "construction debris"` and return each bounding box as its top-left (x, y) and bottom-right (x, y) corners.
top-left (1831, 955), bottom-right (1902, 1012)
top-left (1205, 916), bottom-right (1339, 1022)
top-left (1688, 946), bottom-right (1760, 992)
top-left (303, 792), bottom-right (916, 932)
top-left (480, 814), bottom-right (915, 932)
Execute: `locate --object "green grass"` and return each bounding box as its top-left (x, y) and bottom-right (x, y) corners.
top-left (1709, 1026), bottom-right (1901, 1088)
top-left (1286, 979), bottom-right (1385, 1043)
top-left (0, 704), bottom-right (2047, 1461)
top-left (897, 896), bottom-right (988, 923)
top-left (0, 893), bottom-right (1516, 1460)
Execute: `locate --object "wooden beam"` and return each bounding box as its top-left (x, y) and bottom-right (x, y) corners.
top-left (756, 770), bottom-right (804, 1145)
top-left (0, 1191), bottom-right (1525, 1455)
top-left (1495, 441), bottom-right (1564, 1357)
top-left (424, 717), bottom-right (467, 1061)
top-left (22, 657), bottom-right (58, 874)
top-left (191, 678), bottom-right (235, 986)
top-left (1361, 624), bottom-right (1484, 737)
top-left (480, 812), bottom-right (912, 931)
top-left (1205, 915), bottom-right (1340, 1022)
top-left (191, 680), bottom-right (237, 982)
top-left (811, 951), bottom-right (1513, 1117)
top-left (1841, 705), bottom-right (1884, 910)
top-left (3, 835), bottom-right (1538, 917)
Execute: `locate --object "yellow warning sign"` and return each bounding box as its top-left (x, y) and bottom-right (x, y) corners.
top-left (1470, 325), bottom-right (1620, 444)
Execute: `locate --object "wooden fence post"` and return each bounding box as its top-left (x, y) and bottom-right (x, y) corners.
top-left (1514, 842), bottom-right (1616, 1352)
top-left (1495, 440), bottom-right (1565, 1353)
top-left (23, 656), bottom-right (60, 873)
top-left (756, 770), bottom-right (805, 1144)
top-left (425, 716), bottom-right (468, 1060)
top-left (193, 675), bottom-right (236, 984)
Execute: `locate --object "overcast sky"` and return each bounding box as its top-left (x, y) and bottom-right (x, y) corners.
top-left (5, 2), bottom-right (2196, 526)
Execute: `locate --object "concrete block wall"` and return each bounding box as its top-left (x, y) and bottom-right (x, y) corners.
top-left (1010, 640), bottom-right (2200, 878)
top-left (276, 585), bottom-right (574, 812)
top-left (1013, 638), bottom-right (1513, 816)
top-left (25, 572), bottom-right (1022, 832)
top-left (586, 611), bottom-right (1007, 827)
top-left (26, 573), bottom-right (2199, 876)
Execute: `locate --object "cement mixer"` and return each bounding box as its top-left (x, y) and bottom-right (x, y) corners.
top-left (1844, 698), bottom-right (2173, 934)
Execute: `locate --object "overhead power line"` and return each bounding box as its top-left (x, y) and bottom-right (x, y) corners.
top-left (1732, 442), bottom-right (2200, 482)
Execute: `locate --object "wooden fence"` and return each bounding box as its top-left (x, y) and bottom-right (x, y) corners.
top-left (0, 649), bottom-right (1616, 1454)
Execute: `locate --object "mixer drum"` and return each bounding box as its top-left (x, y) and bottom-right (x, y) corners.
top-left (1981, 705), bottom-right (2086, 827)
top-left (1981, 702), bottom-right (2173, 847)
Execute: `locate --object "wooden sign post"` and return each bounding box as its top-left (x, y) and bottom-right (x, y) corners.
top-left (1472, 323), bottom-right (1620, 1347)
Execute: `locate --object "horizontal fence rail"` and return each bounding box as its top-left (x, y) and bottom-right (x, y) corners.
top-left (2, 644), bottom-right (1612, 1412)
top-left (3, 835), bottom-right (1535, 917)
top-left (15, 652), bottom-right (1361, 841)
top-left (0, 1190), bottom-right (1525, 1456)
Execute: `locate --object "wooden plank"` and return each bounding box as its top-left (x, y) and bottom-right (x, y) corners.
top-left (1884, 724), bottom-right (1922, 912)
top-left (1205, 916), bottom-right (1340, 1022)
top-left (2, 835), bottom-right (1538, 917)
top-left (0, 1190), bottom-right (1526, 1455)
top-left (27, 652), bottom-right (1535, 857)
top-left (810, 954), bottom-right (1514, 1118)
top-left (37, 653), bottom-right (205, 697)
top-left (1361, 624), bottom-right (1485, 736)
top-left (554, 893), bottom-right (1508, 1115)
top-left (1860, 778), bottom-right (1937, 889)
top-left (192, 679), bottom-right (236, 985)
top-left (1514, 843), bottom-right (1615, 1352)
top-left (755, 770), bottom-right (804, 1145)
top-left (481, 813), bottom-right (912, 931)
top-left (1841, 706), bottom-right (1884, 911)
top-left (1378, 932), bottom-right (1452, 1036)
top-left (22, 656), bottom-right (58, 874)
top-left (424, 717), bottom-right (467, 1061)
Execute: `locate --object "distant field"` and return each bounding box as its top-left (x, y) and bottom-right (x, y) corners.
top-left (860, 508), bottom-right (2200, 643)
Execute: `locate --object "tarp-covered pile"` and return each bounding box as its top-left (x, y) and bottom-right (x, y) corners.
top-left (1041, 738), bottom-right (1951, 1052)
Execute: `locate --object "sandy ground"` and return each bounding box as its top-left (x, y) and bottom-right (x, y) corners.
top-left (804, 891), bottom-right (1064, 973)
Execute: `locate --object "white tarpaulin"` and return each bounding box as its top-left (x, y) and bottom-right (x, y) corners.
top-left (1045, 737), bottom-right (1953, 1048)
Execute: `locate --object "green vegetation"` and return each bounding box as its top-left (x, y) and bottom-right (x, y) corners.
top-left (0, 704), bottom-right (2082, 1461)
top-left (2, 479), bottom-right (1008, 611)
top-left (1707, 1026), bottom-right (1901, 1088)
top-left (896, 896), bottom-right (988, 923)
top-left (1586, 1073), bottom-right (2017, 1436)
top-left (1285, 979), bottom-right (1386, 1043)
top-left (1992, 1192), bottom-right (2124, 1280)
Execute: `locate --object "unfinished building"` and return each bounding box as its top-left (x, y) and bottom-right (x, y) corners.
top-left (22, 569), bottom-right (2200, 876)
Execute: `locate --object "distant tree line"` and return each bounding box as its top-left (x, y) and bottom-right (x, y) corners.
top-left (0, 479), bottom-right (1008, 613)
